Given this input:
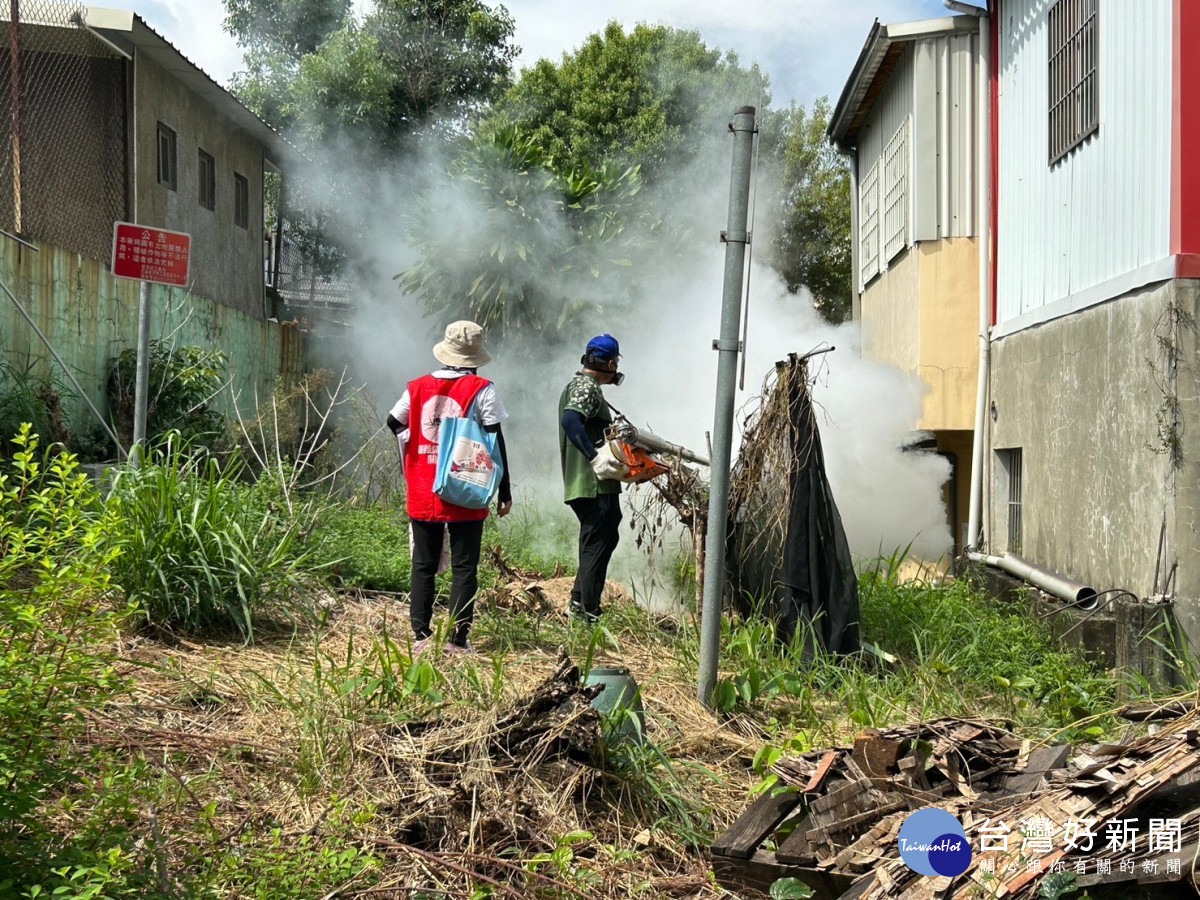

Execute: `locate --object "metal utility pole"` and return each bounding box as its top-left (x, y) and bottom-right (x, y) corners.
top-left (698, 106), bottom-right (756, 708)
top-left (131, 280), bottom-right (151, 467)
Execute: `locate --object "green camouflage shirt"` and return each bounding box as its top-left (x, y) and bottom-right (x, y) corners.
top-left (558, 373), bottom-right (620, 502)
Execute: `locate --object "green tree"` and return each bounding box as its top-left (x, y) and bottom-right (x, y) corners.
top-left (225, 0), bottom-right (517, 149)
top-left (764, 98), bottom-right (853, 324)
top-left (224, 0), bottom-right (351, 129)
top-left (491, 22), bottom-right (770, 183)
top-left (396, 125), bottom-right (651, 344)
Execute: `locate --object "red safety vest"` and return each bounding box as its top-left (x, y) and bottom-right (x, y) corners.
top-left (405, 374), bottom-right (491, 522)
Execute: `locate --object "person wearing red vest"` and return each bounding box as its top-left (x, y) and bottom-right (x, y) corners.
top-left (387, 321), bottom-right (512, 654)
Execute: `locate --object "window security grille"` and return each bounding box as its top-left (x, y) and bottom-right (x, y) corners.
top-left (883, 119), bottom-right (909, 262)
top-left (1048, 0), bottom-right (1098, 164)
top-left (860, 160), bottom-right (880, 285)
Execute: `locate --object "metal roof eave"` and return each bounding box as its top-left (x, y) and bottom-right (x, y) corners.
top-left (85, 6), bottom-right (302, 168)
top-left (828, 14), bottom-right (980, 150)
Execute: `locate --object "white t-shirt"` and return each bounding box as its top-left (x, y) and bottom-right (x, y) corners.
top-left (389, 369), bottom-right (509, 437)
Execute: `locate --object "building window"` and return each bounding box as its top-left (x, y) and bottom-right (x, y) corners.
top-left (156, 123), bottom-right (177, 190)
top-left (997, 448), bottom-right (1023, 554)
top-left (882, 119), bottom-right (909, 262)
top-left (198, 150), bottom-right (215, 210)
top-left (234, 172), bottom-right (249, 229)
top-left (859, 159), bottom-right (880, 285)
top-left (1048, 0), bottom-right (1098, 164)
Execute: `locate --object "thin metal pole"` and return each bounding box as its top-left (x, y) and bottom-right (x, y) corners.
top-left (10, 0), bottom-right (23, 232)
top-left (0, 272), bottom-right (126, 459)
top-left (698, 106), bottom-right (756, 708)
top-left (131, 279), bottom-right (151, 467)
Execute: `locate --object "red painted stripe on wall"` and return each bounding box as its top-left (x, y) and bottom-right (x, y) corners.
top-left (989, 0), bottom-right (999, 323)
top-left (1174, 0), bottom-right (1200, 261)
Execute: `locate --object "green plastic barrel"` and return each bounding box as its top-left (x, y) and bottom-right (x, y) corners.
top-left (585, 666), bottom-right (646, 746)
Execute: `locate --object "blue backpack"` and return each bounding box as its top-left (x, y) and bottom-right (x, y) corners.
top-left (433, 396), bottom-right (503, 510)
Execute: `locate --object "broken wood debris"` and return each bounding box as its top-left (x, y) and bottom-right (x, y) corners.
top-left (712, 711), bottom-right (1200, 899)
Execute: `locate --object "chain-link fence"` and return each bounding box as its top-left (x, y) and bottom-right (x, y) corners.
top-left (1, 0), bottom-right (126, 260)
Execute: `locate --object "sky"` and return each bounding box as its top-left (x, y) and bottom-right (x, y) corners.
top-left (132, 0), bottom-right (956, 108)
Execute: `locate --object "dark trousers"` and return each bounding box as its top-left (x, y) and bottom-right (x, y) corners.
top-left (409, 518), bottom-right (485, 645)
top-left (568, 494), bottom-right (623, 617)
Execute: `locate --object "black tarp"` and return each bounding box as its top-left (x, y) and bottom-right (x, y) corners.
top-left (727, 353), bottom-right (860, 655)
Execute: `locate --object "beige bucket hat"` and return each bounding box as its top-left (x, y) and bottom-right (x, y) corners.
top-left (433, 320), bottom-right (492, 368)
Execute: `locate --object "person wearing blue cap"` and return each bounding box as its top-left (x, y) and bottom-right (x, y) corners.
top-left (558, 334), bottom-right (625, 624)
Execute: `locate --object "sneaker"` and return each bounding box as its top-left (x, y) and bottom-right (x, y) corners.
top-left (568, 606), bottom-right (600, 626)
top-left (411, 637), bottom-right (431, 657)
top-left (445, 640), bottom-right (478, 656)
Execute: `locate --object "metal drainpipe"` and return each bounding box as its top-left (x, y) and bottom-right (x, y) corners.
top-left (944, 0), bottom-right (992, 552)
top-left (968, 551), bottom-right (1098, 609)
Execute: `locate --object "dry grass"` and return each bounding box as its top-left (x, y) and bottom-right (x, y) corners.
top-left (80, 588), bottom-right (766, 898)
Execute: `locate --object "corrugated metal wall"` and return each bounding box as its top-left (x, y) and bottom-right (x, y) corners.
top-left (912, 30), bottom-right (979, 240)
top-left (858, 30), bottom-right (980, 291)
top-left (0, 237), bottom-right (306, 436)
top-left (996, 0), bottom-right (1173, 324)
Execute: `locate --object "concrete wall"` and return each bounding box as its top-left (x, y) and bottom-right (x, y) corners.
top-left (134, 52), bottom-right (265, 319)
top-left (861, 237), bottom-right (979, 433)
top-left (0, 237), bottom-right (305, 442)
top-left (987, 280), bottom-right (1176, 612)
top-left (861, 244), bottom-right (919, 373)
top-left (917, 238), bottom-right (979, 431)
top-left (1170, 279), bottom-right (1200, 646)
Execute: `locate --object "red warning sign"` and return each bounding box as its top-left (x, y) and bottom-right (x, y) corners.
top-left (111, 222), bottom-right (191, 286)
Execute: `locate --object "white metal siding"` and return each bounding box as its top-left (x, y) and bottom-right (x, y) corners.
top-left (912, 31), bottom-right (979, 240)
top-left (996, 0), bottom-right (1173, 325)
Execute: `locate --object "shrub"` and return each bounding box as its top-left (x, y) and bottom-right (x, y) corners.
top-left (0, 361), bottom-right (72, 457)
top-left (106, 439), bottom-right (319, 641)
top-left (0, 426), bottom-right (131, 883)
top-left (107, 341), bottom-right (230, 453)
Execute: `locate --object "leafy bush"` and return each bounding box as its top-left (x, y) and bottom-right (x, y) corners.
top-left (0, 426), bottom-right (132, 884)
top-left (308, 505), bottom-right (411, 591)
top-left (106, 439), bottom-right (319, 641)
top-left (107, 341), bottom-right (230, 453)
top-left (0, 361), bottom-right (72, 457)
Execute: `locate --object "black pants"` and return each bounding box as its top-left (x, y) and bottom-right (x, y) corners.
top-left (568, 494), bottom-right (622, 618)
top-left (409, 518), bottom-right (485, 645)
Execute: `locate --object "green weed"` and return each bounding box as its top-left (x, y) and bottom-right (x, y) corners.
top-left (106, 438), bottom-right (320, 641)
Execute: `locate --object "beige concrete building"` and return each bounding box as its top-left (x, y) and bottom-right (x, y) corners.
top-left (829, 15), bottom-right (984, 558)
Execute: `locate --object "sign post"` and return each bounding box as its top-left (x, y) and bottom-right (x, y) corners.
top-left (111, 222), bottom-right (191, 467)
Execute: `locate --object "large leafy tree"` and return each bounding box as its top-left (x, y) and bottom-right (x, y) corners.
top-left (397, 126), bottom-right (651, 345)
top-left (764, 98), bottom-right (853, 324)
top-left (490, 22), bottom-right (770, 184)
top-left (224, 0), bottom-right (518, 149)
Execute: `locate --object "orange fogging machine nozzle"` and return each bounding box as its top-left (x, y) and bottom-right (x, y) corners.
top-left (608, 418), bottom-right (710, 467)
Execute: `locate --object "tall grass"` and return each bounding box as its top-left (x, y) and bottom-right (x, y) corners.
top-left (670, 558), bottom-right (1119, 745)
top-left (106, 438), bottom-right (320, 641)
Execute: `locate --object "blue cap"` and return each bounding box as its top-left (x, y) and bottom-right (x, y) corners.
top-left (586, 334), bottom-right (620, 359)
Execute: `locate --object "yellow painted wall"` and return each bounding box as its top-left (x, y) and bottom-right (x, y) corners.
top-left (916, 238), bottom-right (980, 431)
top-left (860, 247), bottom-right (919, 372)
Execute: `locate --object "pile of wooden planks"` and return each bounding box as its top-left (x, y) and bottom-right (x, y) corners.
top-left (712, 709), bottom-right (1200, 899)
